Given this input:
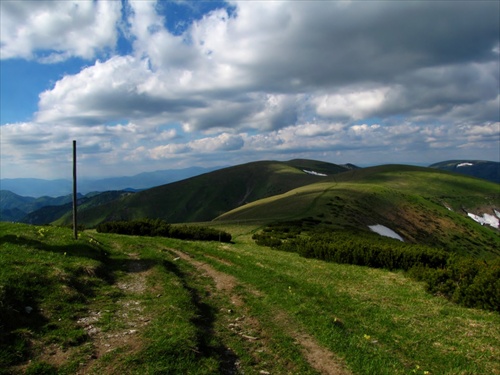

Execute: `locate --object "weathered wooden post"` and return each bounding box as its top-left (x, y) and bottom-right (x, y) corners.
top-left (73, 140), bottom-right (78, 240)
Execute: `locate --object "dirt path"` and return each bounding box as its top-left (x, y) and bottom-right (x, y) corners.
top-left (169, 248), bottom-right (351, 375)
top-left (37, 247), bottom-right (349, 374)
top-left (76, 253), bottom-right (154, 374)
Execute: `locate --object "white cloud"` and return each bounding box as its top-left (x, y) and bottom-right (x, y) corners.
top-left (313, 88), bottom-right (391, 120)
top-left (0, 0), bottom-right (121, 61)
top-left (149, 132), bottom-right (244, 160)
top-left (191, 133), bottom-right (244, 152)
top-left (459, 122), bottom-right (500, 148)
top-left (294, 123), bottom-right (345, 137)
top-left (149, 143), bottom-right (191, 159)
top-left (36, 56), bottom-right (157, 124)
top-left (30, 1), bottom-right (500, 135)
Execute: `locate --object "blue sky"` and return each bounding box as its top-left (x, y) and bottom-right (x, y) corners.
top-left (1, 0), bottom-right (499, 179)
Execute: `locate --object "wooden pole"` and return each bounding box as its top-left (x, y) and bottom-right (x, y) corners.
top-left (73, 140), bottom-right (78, 240)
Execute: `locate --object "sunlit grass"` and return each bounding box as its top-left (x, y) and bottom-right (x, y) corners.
top-left (174, 231), bottom-right (500, 375)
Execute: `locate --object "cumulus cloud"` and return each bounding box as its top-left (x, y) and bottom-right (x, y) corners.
top-left (0, 0), bottom-right (122, 61)
top-left (35, 55), bottom-right (191, 126)
top-left (33, 0), bottom-right (498, 129)
top-left (313, 87), bottom-right (391, 120)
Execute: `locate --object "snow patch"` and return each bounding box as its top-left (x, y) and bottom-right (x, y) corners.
top-left (467, 212), bottom-right (499, 229)
top-left (303, 169), bottom-right (327, 177)
top-left (457, 162), bottom-right (474, 167)
top-left (368, 225), bottom-right (404, 242)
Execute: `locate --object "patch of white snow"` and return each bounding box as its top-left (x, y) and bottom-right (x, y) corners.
top-left (457, 162), bottom-right (474, 167)
top-left (467, 212), bottom-right (499, 229)
top-left (303, 170), bottom-right (327, 177)
top-left (495, 210), bottom-right (500, 219)
top-left (368, 225), bottom-right (404, 241)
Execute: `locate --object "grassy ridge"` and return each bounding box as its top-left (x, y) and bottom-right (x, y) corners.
top-left (430, 160), bottom-right (500, 183)
top-left (217, 165), bottom-right (500, 259)
top-left (54, 160), bottom-right (351, 227)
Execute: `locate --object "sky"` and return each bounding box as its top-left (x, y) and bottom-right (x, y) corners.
top-left (1, 0), bottom-right (499, 179)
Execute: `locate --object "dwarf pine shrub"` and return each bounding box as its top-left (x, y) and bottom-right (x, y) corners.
top-left (423, 257), bottom-right (500, 312)
top-left (96, 219), bottom-right (231, 243)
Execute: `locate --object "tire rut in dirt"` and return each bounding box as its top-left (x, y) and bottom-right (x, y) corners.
top-left (162, 257), bottom-right (240, 374)
top-left (168, 248), bottom-right (352, 375)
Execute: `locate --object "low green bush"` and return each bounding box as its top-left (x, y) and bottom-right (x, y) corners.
top-left (417, 257), bottom-right (500, 312)
top-left (96, 218), bottom-right (171, 237)
top-left (252, 232), bottom-right (284, 248)
top-left (96, 219), bottom-right (231, 243)
top-left (283, 235), bottom-right (448, 271)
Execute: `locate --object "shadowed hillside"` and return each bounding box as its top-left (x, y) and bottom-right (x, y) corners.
top-left (55, 159), bottom-right (353, 227)
top-left (430, 160), bottom-right (500, 183)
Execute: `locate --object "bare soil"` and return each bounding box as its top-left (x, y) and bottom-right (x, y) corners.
top-left (35, 252), bottom-right (154, 374)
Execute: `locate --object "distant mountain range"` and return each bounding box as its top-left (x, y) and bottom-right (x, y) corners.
top-left (429, 160), bottom-right (499, 183)
top-left (0, 190), bottom-right (77, 222)
top-left (1, 159), bottom-right (356, 224)
top-left (2, 160), bottom-right (497, 199)
top-left (0, 166), bottom-right (222, 197)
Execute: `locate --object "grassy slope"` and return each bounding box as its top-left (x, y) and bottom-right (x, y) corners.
top-left (56, 159), bottom-right (350, 227)
top-left (51, 191), bottom-right (134, 227)
top-left (216, 165), bottom-right (500, 259)
top-left (1, 222), bottom-right (499, 375)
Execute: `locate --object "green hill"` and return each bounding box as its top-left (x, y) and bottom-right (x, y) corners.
top-left (55, 159), bottom-right (353, 227)
top-left (0, 190), bottom-right (75, 222)
top-left (216, 164), bottom-right (500, 259)
top-left (23, 191), bottom-right (133, 225)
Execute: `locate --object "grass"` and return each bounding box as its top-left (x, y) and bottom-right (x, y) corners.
top-left (0, 224), bottom-right (110, 373)
top-left (175, 230), bottom-right (500, 374)
top-left (1, 222), bottom-right (499, 374)
top-left (216, 167), bottom-right (500, 259)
